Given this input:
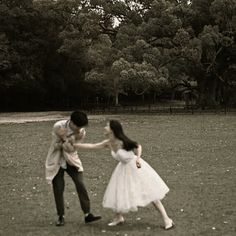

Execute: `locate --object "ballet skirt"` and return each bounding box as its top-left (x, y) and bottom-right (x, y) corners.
top-left (102, 149), bottom-right (169, 213)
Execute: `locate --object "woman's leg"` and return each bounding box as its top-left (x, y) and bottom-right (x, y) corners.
top-left (108, 212), bottom-right (125, 226)
top-left (152, 200), bottom-right (174, 229)
top-left (115, 212), bottom-right (124, 221)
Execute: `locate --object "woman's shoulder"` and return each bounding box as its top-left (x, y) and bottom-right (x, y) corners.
top-left (116, 140), bottom-right (123, 149)
top-left (116, 148), bottom-right (133, 155)
top-left (115, 149), bottom-right (135, 161)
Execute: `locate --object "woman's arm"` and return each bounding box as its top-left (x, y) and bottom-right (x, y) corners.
top-left (134, 144), bottom-right (142, 168)
top-left (73, 139), bottom-right (110, 150)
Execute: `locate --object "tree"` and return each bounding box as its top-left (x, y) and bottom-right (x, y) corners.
top-left (0, 0), bottom-right (235, 110)
top-left (121, 61), bottom-right (169, 100)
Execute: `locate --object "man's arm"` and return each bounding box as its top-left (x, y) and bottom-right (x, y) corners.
top-left (52, 123), bottom-right (67, 150)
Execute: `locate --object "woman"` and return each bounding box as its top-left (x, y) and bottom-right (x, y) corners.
top-left (64, 120), bottom-right (174, 230)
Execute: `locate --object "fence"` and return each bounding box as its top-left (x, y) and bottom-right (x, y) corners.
top-left (80, 103), bottom-right (234, 115)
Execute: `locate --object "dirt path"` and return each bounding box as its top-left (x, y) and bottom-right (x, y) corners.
top-left (0, 111), bottom-right (120, 124)
top-left (0, 111), bottom-right (71, 124)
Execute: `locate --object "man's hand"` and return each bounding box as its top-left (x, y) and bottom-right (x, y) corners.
top-left (57, 128), bottom-right (67, 141)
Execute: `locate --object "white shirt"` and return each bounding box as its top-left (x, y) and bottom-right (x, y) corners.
top-left (45, 120), bottom-right (85, 183)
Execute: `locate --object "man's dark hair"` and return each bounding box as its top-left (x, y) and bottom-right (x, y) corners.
top-left (70, 111), bottom-right (88, 127)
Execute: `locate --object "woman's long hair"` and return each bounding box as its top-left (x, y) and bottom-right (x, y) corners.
top-left (109, 120), bottom-right (138, 151)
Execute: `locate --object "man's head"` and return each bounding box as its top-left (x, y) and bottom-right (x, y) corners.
top-left (70, 111), bottom-right (88, 131)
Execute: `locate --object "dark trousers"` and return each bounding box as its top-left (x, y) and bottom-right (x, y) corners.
top-left (52, 164), bottom-right (90, 216)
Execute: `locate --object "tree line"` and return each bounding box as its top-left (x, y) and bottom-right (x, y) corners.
top-left (0, 0), bottom-right (235, 111)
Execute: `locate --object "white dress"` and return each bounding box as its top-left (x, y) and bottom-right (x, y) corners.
top-left (102, 149), bottom-right (170, 213)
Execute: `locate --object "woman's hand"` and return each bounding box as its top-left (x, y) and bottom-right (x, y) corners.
top-left (136, 159), bottom-right (141, 169)
top-left (135, 144), bottom-right (142, 168)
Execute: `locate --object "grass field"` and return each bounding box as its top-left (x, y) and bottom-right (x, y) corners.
top-left (0, 114), bottom-right (235, 236)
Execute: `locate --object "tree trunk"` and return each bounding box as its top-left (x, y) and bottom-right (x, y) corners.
top-left (197, 75), bottom-right (219, 108)
top-left (204, 75), bottom-right (219, 107)
top-left (113, 76), bottom-right (119, 106)
top-left (115, 91), bottom-right (119, 106)
top-left (197, 77), bottom-right (206, 109)
top-left (153, 92), bottom-right (157, 103)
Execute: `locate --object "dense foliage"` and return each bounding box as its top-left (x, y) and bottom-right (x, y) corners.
top-left (0, 0), bottom-right (235, 110)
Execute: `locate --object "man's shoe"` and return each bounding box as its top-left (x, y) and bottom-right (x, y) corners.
top-left (85, 213), bottom-right (101, 223)
top-left (56, 215), bottom-right (65, 226)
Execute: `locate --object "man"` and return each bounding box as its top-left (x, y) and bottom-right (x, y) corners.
top-left (45, 111), bottom-right (101, 226)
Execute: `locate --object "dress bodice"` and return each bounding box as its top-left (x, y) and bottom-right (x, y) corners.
top-left (111, 149), bottom-right (136, 163)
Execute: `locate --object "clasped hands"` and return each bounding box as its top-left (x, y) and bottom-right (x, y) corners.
top-left (62, 139), bottom-right (75, 153)
top-left (57, 128), bottom-right (75, 152)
